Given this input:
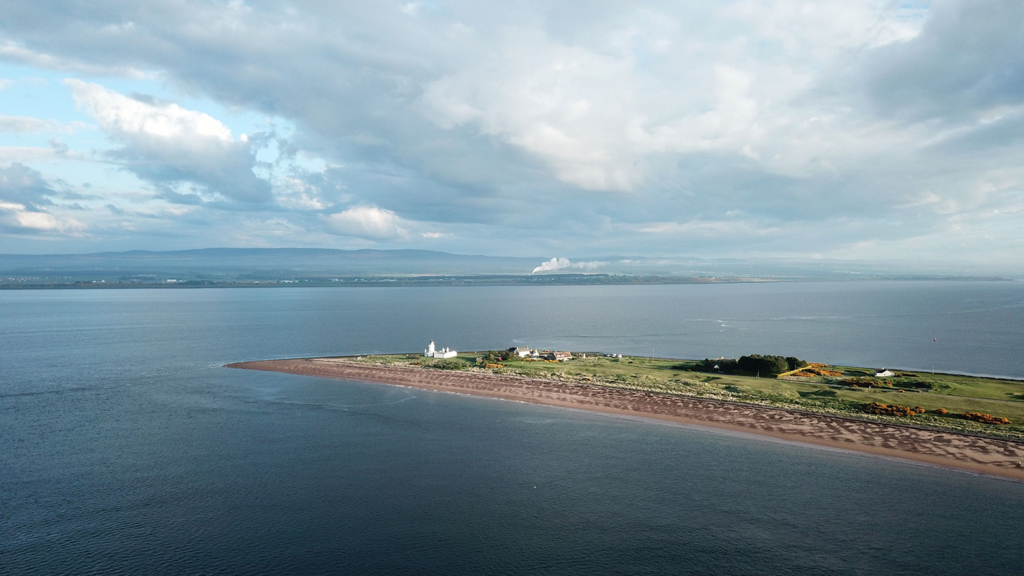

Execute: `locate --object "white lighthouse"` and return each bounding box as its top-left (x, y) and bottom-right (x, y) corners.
top-left (424, 340), bottom-right (457, 359)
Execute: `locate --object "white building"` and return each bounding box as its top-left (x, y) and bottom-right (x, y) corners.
top-left (424, 340), bottom-right (457, 359)
top-left (508, 346), bottom-right (531, 358)
top-left (874, 369), bottom-right (895, 377)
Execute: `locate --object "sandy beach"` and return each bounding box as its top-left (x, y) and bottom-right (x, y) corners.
top-left (228, 358), bottom-right (1024, 481)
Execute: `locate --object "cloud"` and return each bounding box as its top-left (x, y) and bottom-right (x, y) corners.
top-left (0, 162), bottom-right (85, 235)
top-left (0, 200), bottom-right (84, 233)
top-left (0, 146), bottom-right (62, 163)
top-left (635, 219), bottom-right (781, 238)
top-left (67, 81), bottom-right (232, 141)
top-left (0, 41), bottom-right (147, 77)
top-left (857, 0), bottom-right (1024, 122)
top-left (0, 162), bottom-right (57, 208)
top-left (0, 1), bottom-right (1021, 267)
top-left (323, 206), bottom-right (412, 240)
top-left (0, 114), bottom-right (88, 134)
top-left (66, 80), bottom-right (271, 203)
top-left (532, 257), bottom-right (608, 274)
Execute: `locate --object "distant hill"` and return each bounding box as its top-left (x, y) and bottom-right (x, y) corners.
top-left (0, 248), bottom-right (1013, 286)
top-left (0, 248), bottom-right (545, 282)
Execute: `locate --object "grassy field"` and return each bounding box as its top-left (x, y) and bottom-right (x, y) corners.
top-left (347, 352), bottom-right (1024, 440)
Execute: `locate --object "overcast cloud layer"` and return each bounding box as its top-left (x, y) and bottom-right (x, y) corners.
top-left (0, 0), bottom-right (1022, 270)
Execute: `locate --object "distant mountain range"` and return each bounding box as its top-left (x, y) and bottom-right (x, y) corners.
top-left (0, 248), bottom-right (543, 282)
top-left (0, 248), bottom-right (1014, 287)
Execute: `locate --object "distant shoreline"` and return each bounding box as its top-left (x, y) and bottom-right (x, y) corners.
top-left (0, 275), bottom-right (756, 290)
top-left (228, 358), bottom-right (1024, 482)
top-left (2, 275), bottom-right (1014, 290)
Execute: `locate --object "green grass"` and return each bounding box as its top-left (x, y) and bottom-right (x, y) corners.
top-left (348, 352), bottom-right (1024, 440)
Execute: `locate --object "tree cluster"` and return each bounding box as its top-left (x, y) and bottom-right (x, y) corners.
top-left (481, 350), bottom-right (515, 363)
top-left (692, 354), bottom-right (807, 376)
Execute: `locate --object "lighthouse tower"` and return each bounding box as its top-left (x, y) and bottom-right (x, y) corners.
top-left (424, 340), bottom-right (457, 359)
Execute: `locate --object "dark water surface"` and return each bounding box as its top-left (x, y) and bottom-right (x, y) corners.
top-left (2, 282), bottom-right (1023, 574)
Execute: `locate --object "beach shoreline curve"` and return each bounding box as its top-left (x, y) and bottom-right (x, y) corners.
top-left (227, 358), bottom-right (1024, 481)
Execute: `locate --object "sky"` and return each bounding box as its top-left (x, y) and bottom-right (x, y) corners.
top-left (0, 0), bottom-right (1022, 270)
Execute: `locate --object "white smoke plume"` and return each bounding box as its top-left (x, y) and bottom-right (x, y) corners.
top-left (531, 257), bottom-right (608, 274)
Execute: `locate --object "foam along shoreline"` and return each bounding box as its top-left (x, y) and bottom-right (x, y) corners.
top-left (227, 358), bottom-right (1024, 481)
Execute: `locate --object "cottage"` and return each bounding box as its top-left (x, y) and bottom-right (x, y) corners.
top-left (547, 351), bottom-right (572, 362)
top-left (874, 369), bottom-right (895, 377)
top-left (424, 340), bottom-right (457, 359)
top-left (507, 346), bottom-right (532, 358)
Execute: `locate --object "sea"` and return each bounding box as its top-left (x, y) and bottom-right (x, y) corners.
top-left (2, 281), bottom-right (1023, 574)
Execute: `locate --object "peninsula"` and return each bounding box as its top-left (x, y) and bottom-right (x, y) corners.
top-left (228, 351), bottom-right (1024, 481)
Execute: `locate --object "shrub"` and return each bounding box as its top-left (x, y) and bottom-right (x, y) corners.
top-left (793, 367), bottom-right (843, 377)
top-left (863, 402), bottom-right (925, 417)
top-left (841, 378), bottom-right (891, 388)
top-left (961, 412), bottom-right (1011, 425)
top-left (428, 359), bottom-right (466, 370)
top-left (934, 408), bottom-right (949, 415)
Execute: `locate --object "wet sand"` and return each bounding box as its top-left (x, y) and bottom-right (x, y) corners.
top-left (228, 358), bottom-right (1024, 481)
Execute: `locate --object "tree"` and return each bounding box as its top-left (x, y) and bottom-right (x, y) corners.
top-left (738, 355), bottom-right (790, 376)
top-left (482, 350), bottom-right (514, 363)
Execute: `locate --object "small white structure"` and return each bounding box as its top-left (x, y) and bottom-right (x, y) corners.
top-left (424, 340), bottom-right (457, 359)
top-left (508, 346), bottom-right (531, 358)
top-left (874, 369), bottom-right (895, 377)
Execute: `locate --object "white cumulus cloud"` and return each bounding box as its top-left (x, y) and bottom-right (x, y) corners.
top-left (66, 79), bottom-right (233, 141)
top-left (323, 206), bottom-right (412, 240)
top-left (0, 200), bottom-right (84, 233)
top-left (65, 79), bottom-right (271, 203)
top-left (532, 257), bottom-right (608, 274)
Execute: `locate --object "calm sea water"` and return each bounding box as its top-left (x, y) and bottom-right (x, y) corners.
top-left (2, 282), bottom-right (1024, 574)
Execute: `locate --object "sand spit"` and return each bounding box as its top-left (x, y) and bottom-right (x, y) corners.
top-left (228, 358), bottom-right (1024, 481)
